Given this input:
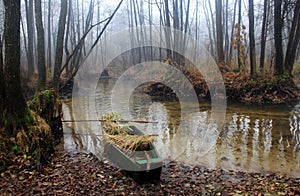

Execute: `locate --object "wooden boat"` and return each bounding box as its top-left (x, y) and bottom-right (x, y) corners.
top-left (101, 121), bottom-right (163, 183)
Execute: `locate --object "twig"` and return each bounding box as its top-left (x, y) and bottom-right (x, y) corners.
top-left (62, 119), bottom-right (158, 124)
top-left (63, 132), bottom-right (104, 137)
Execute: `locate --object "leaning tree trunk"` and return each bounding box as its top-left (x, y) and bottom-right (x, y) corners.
top-left (284, 0), bottom-right (300, 75)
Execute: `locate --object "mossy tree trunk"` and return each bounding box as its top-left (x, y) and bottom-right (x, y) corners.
top-left (1, 1), bottom-right (60, 172)
top-left (29, 90), bottom-right (63, 145)
top-left (2, 0), bottom-right (30, 135)
top-left (1, 0), bottom-right (31, 171)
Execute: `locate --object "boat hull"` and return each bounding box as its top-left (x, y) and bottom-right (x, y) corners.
top-left (103, 125), bottom-right (163, 183)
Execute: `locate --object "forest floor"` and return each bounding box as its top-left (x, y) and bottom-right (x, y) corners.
top-left (1, 148), bottom-right (300, 195)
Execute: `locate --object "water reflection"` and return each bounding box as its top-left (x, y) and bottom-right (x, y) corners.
top-left (62, 79), bottom-right (300, 177)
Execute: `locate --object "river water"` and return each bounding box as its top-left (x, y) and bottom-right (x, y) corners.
top-left (62, 79), bottom-right (300, 177)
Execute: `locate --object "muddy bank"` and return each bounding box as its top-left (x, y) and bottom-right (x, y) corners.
top-left (1, 149), bottom-right (299, 195)
top-left (141, 70), bottom-right (300, 104)
top-left (223, 72), bottom-right (299, 103)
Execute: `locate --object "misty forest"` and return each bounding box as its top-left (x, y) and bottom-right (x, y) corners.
top-left (0, 0), bottom-right (300, 194)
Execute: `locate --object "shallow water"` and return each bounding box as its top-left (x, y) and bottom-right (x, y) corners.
top-left (62, 79), bottom-right (300, 177)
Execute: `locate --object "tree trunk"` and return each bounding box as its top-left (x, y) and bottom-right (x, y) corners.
top-left (64, 0), bottom-right (72, 68)
top-left (3, 0), bottom-right (28, 133)
top-left (284, 0), bottom-right (300, 75)
top-left (24, 0), bottom-right (35, 80)
top-left (229, 0), bottom-right (237, 64)
top-left (215, 0), bottom-right (225, 65)
top-left (47, 0), bottom-right (52, 71)
top-left (208, 0), bottom-right (216, 52)
top-left (203, 0), bottom-right (215, 57)
top-left (34, 0), bottom-right (46, 91)
top-left (248, 0), bottom-right (256, 77)
top-left (224, 0), bottom-right (229, 65)
top-left (173, 0), bottom-right (179, 57)
top-left (53, 0), bottom-right (68, 89)
top-left (0, 33), bottom-right (4, 116)
top-left (164, 0), bottom-right (172, 59)
top-left (180, 0), bottom-right (190, 66)
top-left (148, 0), bottom-right (153, 59)
top-left (274, 0), bottom-right (284, 76)
top-left (237, 0), bottom-right (242, 70)
top-left (259, 0), bottom-right (269, 69)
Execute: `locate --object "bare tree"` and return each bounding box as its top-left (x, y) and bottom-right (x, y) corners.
top-left (208, 0), bottom-right (216, 50)
top-left (0, 33), bottom-right (4, 113)
top-left (248, 0), bottom-right (256, 77)
top-left (34, 0), bottom-right (46, 91)
top-left (284, 0), bottom-right (300, 75)
top-left (259, 0), bottom-right (269, 69)
top-left (53, 0), bottom-right (68, 89)
top-left (215, 0), bottom-right (225, 65)
top-left (229, 0), bottom-right (238, 64)
top-left (224, 0), bottom-right (229, 64)
top-left (164, 0), bottom-right (172, 58)
top-left (274, 0), bottom-right (284, 76)
top-left (47, 0), bottom-right (52, 71)
top-left (202, 0), bottom-right (215, 57)
top-left (24, 0), bottom-right (35, 80)
top-left (237, 0), bottom-right (242, 70)
top-left (59, 0), bottom-right (124, 86)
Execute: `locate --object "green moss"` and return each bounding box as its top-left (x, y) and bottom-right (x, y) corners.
top-left (1, 106), bottom-right (34, 132)
top-left (12, 144), bottom-right (20, 154)
top-left (23, 107), bottom-right (35, 125)
top-left (281, 72), bottom-right (291, 81)
top-left (29, 89), bottom-right (58, 121)
top-left (250, 80), bottom-right (257, 86)
top-left (0, 89), bottom-right (60, 172)
top-left (1, 110), bottom-right (8, 127)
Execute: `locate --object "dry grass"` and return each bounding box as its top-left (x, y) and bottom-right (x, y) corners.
top-left (101, 112), bottom-right (158, 152)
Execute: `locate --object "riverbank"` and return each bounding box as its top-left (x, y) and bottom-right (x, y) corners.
top-left (1, 149), bottom-right (299, 195)
top-left (140, 70), bottom-right (300, 104)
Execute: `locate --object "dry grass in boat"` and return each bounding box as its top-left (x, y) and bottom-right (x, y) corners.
top-left (104, 133), bottom-right (158, 151)
top-left (101, 112), bottom-right (158, 151)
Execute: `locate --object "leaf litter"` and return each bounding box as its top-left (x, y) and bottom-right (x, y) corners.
top-left (0, 149), bottom-right (299, 195)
